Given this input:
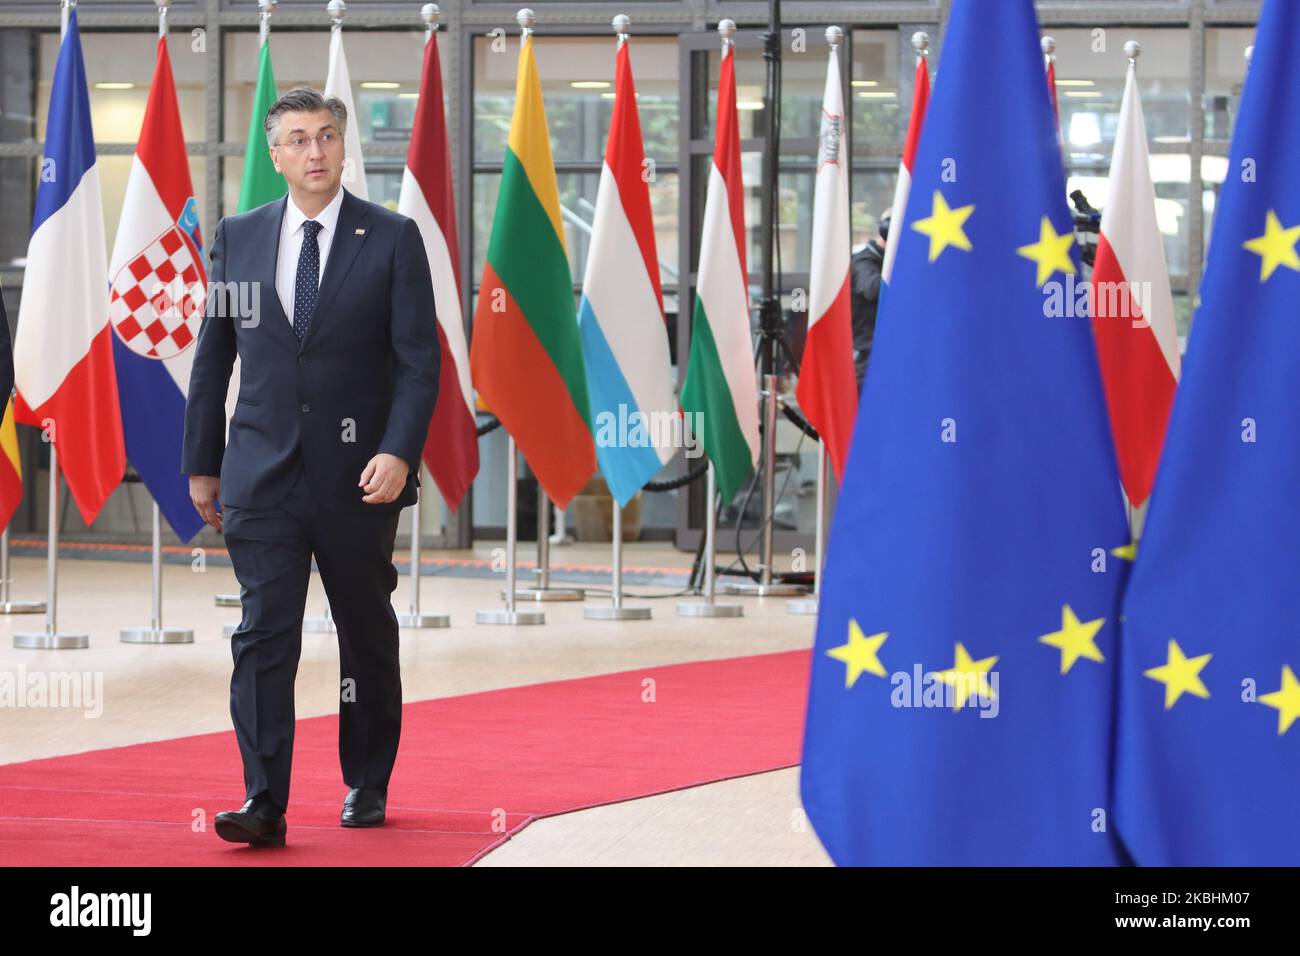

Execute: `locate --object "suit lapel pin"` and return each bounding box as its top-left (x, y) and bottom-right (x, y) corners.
top-left (355, 228), bottom-right (366, 235)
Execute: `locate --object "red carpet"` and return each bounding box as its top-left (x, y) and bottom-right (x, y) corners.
top-left (0, 650), bottom-right (809, 866)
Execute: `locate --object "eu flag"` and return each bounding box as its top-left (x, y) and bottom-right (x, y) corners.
top-left (1113, 0), bottom-right (1300, 866)
top-left (799, 0), bottom-right (1131, 865)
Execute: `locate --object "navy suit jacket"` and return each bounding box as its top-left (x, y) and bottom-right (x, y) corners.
top-left (181, 189), bottom-right (440, 513)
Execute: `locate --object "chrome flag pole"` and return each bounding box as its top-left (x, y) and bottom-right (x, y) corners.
top-left (478, 435), bottom-right (544, 625)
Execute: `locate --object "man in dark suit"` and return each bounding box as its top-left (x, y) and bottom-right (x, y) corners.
top-left (183, 87), bottom-right (439, 847)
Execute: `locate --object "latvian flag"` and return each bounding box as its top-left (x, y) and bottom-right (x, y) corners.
top-left (14, 8), bottom-right (125, 525)
top-left (398, 26), bottom-right (478, 511)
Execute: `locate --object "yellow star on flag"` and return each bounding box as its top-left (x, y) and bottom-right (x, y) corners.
top-left (1111, 541), bottom-right (1138, 562)
top-left (1258, 664), bottom-right (1300, 736)
top-left (1144, 639), bottom-right (1212, 710)
top-left (1242, 210), bottom-right (1300, 282)
top-left (1038, 605), bottom-right (1105, 674)
top-left (912, 190), bottom-right (974, 262)
top-left (936, 643), bottom-right (998, 711)
top-left (1016, 216), bottom-right (1077, 287)
top-left (826, 619), bottom-right (888, 689)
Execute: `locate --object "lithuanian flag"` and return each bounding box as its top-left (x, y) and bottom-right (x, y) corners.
top-left (470, 33), bottom-right (595, 509)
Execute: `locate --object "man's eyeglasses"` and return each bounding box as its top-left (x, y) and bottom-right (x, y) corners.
top-left (276, 131), bottom-right (341, 153)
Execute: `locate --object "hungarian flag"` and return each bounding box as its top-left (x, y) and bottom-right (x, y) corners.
top-left (470, 33), bottom-right (595, 510)
top-left (14, 8), bottom-right (125, 525)
top-left (577, 36), bottom-right (676, 508)
top-left (239, 34), bottom-right (286, 212)
top-left (398, 27), bottom-right (478, 511)
top-left (679, 39), bottom-right (759, 504)
top-left (1090, 58), bottom-right (1179, 507)
top-left (881, 47), bottom-right (930, 284)
top-left (795, 41), bottom-right (857, 482)
top-left (325, 23), bottom-right (369, 200)
top-left (0, 290), bottom-right (18, 533)
top-left (106, 35), bottom-right (206, 543)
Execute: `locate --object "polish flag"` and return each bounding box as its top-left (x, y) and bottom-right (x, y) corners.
top-left (1089, 59), bottom-right (1179, 507)
top-left (882, 50), bottom-right (931, 283)
top-left (397, 25), bottom-right (478, 511)
top-left (325, 22), bottom-right (369, 200)
top-left (14, 8), bottom-right (125, 524)
top-left (795, 40), bottom-right (857, 482)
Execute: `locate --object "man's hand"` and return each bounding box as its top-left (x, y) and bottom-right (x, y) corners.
top-left (190, 475), bottom-right (222, 532)
top-left (359, 453), bottom-right (409, 504)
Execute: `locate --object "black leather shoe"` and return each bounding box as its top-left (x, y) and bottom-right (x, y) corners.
top-left (214, 792), bottom-right (286, 847)
top-left (340, 786), bottom-right (387, 827)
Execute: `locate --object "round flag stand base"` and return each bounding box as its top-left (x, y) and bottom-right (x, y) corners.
top-left (221, 623), bottom-right (237, 639)
top-left (120, 626), bottom-right (194, 644)
top-left (676, 601), bottom-right (743, 618)
top-left (302, 614), bottom-right (337, 633)
top-left (397, 612), bottom-right (451, 629)
top-left (13, 631), bottom-right (89, 649)
top-left (504, 586), bottom-right (584, 602)
top-left (584, 604), bottom-right (651, 621)
top-left (786, 598), bottom-right (819, 615)
top-left (0, 600), bottom-right (47, 615)
top-left (720, 580), bottom-right (805, 597)
top-left (476, 608), bottom-right (546, 626)
top-left (214, 594), bottom-right (241, 608)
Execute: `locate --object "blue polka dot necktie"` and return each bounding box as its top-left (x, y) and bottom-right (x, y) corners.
top-left (292, 219), bottom-right (322, 342)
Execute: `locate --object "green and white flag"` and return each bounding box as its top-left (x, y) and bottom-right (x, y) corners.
top-left (680, 38), bottom-right (759, 503)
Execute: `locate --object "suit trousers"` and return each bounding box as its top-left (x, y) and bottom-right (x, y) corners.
top-left (222, 461), bottom-right (403, 812)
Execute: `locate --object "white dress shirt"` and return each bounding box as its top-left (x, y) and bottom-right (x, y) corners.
top-left (275, 187), bottom-right (345, 327)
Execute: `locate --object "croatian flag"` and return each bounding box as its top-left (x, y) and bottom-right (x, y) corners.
top-left (14, 8), bottom-right (125, 525)
top-left (577, 37), bottom-right (676, 507)
top-left (106, 34), bottom-right (205, 541)
top-left (398, 24), bottom-right (478, 511)
top-left (881, 49), bottom-right (931, 284)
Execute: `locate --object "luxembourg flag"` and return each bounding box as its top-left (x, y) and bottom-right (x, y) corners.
top-left (14, 7), bottom-right (125, 526)
top-left (881, 47), bottom-right (931, 283)
top-left (106, 34), bottom-right (205, 542)
top-left (398, 24), bottom-right (478, 511)
top-left (1089, 57), bottom-right (1179, 508)
top-left (795, 39), bottom-right (857, 482)
top-left (577, 35), bottom-right (676, 507)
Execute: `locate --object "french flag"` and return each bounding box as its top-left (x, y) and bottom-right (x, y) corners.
top-left (398, 25), bottom-right (478, 511)
top-left (577, 36), bottom-right (677, 507)
top-left (14, 8), bottom-right (125, 525)
top-left (105, 35), bottom-right (205, 542)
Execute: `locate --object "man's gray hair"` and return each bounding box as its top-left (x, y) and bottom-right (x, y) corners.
top-left (264, 87), bottom-right (348, 148)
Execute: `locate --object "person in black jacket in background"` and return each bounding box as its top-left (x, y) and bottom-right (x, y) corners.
top-left (850, 211), bottom-right (889, 392)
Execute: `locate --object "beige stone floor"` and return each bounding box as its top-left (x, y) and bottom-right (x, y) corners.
top-left (0, 543), bottom-right (830, 866)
